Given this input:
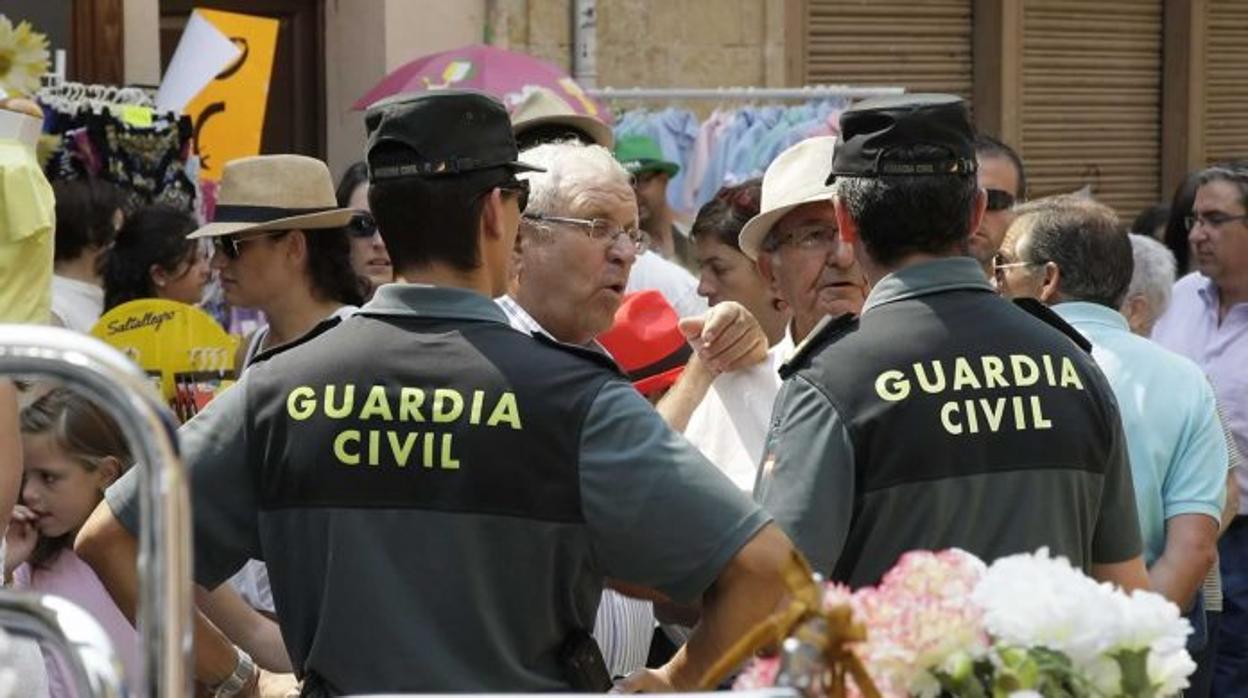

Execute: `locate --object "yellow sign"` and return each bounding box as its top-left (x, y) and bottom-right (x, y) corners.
top-left (91, 299), bottom-right (239, 420)
top-left (184, 9), bottom-right (279, 181)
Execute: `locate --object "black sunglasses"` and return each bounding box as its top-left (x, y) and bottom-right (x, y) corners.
top-left (985, 188), bottom-right (1016, 212)
top-left (497, 179), bottom-right (531, 211)
top-left (212, 230), bottom-right (289, 260)
top-left (346, 212), bottom-right (378, 238)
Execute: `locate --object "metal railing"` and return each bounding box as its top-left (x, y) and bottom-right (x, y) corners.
top-left (0, 325), bottom-right (193, 698)
top-left (0, 590), bottom-right (125, 697)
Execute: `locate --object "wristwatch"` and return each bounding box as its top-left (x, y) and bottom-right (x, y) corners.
top-left (211, 648), bottom-right (257, 698)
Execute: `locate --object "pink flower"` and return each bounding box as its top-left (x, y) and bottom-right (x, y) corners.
top-left (733, 656), bottom-right (780, 690)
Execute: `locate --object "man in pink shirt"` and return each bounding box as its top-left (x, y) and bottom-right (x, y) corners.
top-left (1152, 163), bottom-right (1248, 695)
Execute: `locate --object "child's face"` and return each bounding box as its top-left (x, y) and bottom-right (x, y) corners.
top-left (21, 433), bottom-right (114, 539)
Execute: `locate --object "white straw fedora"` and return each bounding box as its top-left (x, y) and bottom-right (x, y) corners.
top-left (738, 136), bottom-right (838, 260)
top-left (510, 86), bottom-right (614, 149)
top-left (189, 154), bottom-right (357, 239)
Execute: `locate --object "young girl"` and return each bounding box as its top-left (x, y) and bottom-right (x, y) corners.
top-left (3, 388), bottom-right (139, 697)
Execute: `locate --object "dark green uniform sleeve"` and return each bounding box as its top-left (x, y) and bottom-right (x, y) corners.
top-left (753, 375), bottom-right (855, 577)
top-left (1092, 395), bottom-right (1144, 564)
top-left (578, 380), bottom-right (771, 604)
top-left (104, 377), bottom-right (261, 588)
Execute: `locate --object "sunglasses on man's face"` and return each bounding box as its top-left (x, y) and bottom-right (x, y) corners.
top-left (985, 188), bottom-right (1016, 212)
top-left (213, 230), bottom-right (290, 260)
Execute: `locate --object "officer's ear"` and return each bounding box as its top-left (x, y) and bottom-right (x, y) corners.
top-left (968, 187), bottom-right (988, 238)
top-left (1038, 261), bottom-right (1062, 304)
top-left (479, 187), bottom-right (508, 243)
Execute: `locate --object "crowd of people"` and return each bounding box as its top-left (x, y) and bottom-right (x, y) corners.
top-left (0, 84), bottom-right (1245, 698)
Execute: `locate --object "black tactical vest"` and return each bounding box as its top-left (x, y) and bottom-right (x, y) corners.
top-left (782, 287), bottom-right (1124, 586)
top-left (243, 312), bottom-right (619, 522)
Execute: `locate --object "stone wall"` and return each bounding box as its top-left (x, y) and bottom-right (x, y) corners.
top-left (495, 0), bottom-right (791, 102)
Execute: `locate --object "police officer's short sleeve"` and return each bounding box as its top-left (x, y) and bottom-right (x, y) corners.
top-left (1092, 396), bottom-right (1144, 564)
top-left (104, 376), bottom-right (261, 589)
top-left (752, 375), bottom-right (855, 577)
top-left (578, 380), bottom-right (770, 604)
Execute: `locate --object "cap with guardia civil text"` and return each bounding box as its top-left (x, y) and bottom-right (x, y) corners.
top-left (826, 94), bottom-right (977, 183)
top-left (364, 89), bottom-right (544, 182)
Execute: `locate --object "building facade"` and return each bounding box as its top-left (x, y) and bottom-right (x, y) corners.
top-left (6, 0), bottom-right (1245, 215)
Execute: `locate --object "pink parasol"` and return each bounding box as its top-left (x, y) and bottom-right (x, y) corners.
top-left (352, 43), bottom-right (610, 123)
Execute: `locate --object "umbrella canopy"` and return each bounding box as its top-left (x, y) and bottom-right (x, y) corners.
top-left (353, 43), bottom-right (609, 122)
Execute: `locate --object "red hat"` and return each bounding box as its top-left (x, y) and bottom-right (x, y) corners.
top-left (598, 290), bottom-right (692, 397)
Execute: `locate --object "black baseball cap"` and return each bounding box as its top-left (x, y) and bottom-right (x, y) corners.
top-left (826, 94), bottom-right (977, 183)
top-left (364, 90), bottom-right (544, 182)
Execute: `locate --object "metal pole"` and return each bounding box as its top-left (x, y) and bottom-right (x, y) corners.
top-left (0, 326), bottom-right (192, 698)
top-left (585, 85), bottom-right (906, 100)
top-left (572, 0), bottom-right (598, 88)
top-left (0, 590), bottom-right (126, 698)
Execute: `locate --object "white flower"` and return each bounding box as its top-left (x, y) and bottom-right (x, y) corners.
top-left (1112, 589), bottom-right (1192, 652)
top-left (1148, 645), bottom-right (1197, 696)
top-left (972, 548), bottom-right (1118, 668)
top-left (974, 549), bottom-right (1197, 696)
top-left (0, 17), bottom-right (50, 97)
top-left (1007, 692), bottom-right (1043, 698)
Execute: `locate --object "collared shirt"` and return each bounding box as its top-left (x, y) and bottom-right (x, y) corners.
top-left (1056, 301), bottom-right (1227, 564)
top-left (496, 294), bottom-right (546, 338)
top-left (106, 282), bottom-right (768, 693)
top-left (1153, 272), bottom-right (1248, 512)
top-left (495, 294), bottom-right (610, 355)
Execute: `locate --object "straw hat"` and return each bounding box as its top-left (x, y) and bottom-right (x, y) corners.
top-left (189, 154), bottom-right (356, 239)
top-left (510, 86), bottom-right (614, 149)
top-left (738, 136), bottom-right (838, 261)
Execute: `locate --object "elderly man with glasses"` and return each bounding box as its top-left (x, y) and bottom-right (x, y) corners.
top-left (737, 136), bottom-right (869, 350)
top-left (499, 139), bottom-right (773, 682)
top-left (1153, 163), bottom-right (1248, 696)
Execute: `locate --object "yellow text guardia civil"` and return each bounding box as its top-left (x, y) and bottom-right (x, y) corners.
top-left (873, 353), bottom-right (1086, 436)
top-left (286, 385), bottom-right (522, 469)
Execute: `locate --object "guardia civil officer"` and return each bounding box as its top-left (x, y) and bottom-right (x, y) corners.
top-left (752, 94), bottom-right (1149, 591)
top-left (77, 90), bottom-right (795, 696)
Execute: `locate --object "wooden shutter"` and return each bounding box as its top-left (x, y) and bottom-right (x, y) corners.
top-left (1205, 0), bottom-right (1248, 164)
top-left (804, 0), bottom-right (973, 99)
top-left (1019, 0), bottom-right (1162, 214)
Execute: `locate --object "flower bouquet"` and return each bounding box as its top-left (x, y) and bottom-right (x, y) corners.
top-left (735, 549), bottom-right (1194, 698)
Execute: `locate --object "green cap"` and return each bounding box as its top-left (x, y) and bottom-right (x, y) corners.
top-left (614, 135), bottom-right (680, 177)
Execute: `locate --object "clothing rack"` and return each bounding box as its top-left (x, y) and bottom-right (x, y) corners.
top-left (586, 85), bottom-right (904, 100)
top-left (37, 79), bottom-right (157, 114)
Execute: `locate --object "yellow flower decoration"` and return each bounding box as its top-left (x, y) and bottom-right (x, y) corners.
top-left (0, 16), bottom-right (51, 97)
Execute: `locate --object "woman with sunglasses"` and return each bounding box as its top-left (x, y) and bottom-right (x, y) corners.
top-left (193, 157), bottom-right (368, 370)
top-left (336, 161), bottom-right (394, 299)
